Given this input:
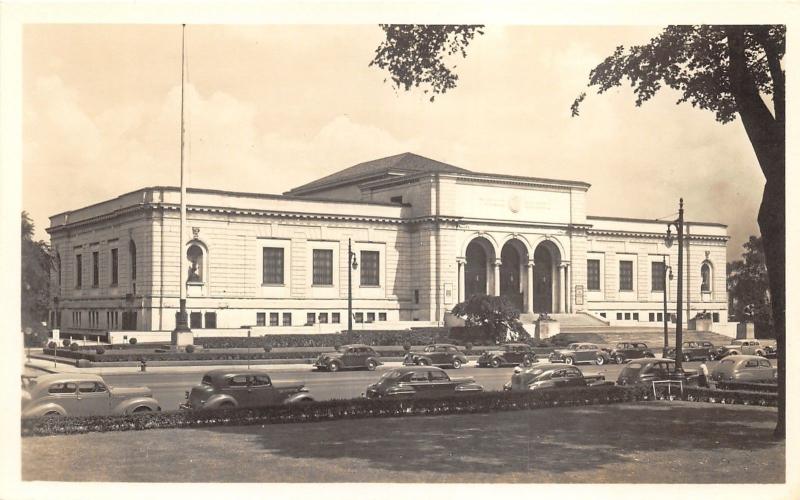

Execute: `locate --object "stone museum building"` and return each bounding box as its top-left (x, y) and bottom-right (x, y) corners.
top-left (46, 153), bottom-right (731, 339)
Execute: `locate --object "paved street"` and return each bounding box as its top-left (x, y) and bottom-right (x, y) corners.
top-left (100, 359), bottom-right (718, 410)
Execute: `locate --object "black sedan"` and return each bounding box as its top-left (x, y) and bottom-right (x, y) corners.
top-left (364, 366), bottom-right (483, 399)
top-left (503, 364), bottom-right (608, 392)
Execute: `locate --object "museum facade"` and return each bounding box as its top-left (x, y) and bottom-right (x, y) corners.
top-left (47, 153), bottom-right (730, 338)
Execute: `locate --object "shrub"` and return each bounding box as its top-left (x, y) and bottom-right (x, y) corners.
top-left (450, 294), bottom-right (528, 343)
top-left (129, 338), bottom-right (138, 345)
top-left (96, 347), bottom-right (106, 355)
top-left (465, 342), bottom-right (473, 353)
top-left (333, 343), bottom-right (341, 351)
top-left (185, 344), bottom-right (195, 353)
top-left (402, 344), bottom-right (411, 352)
top-left (263, 345), bottom-right (273, 353)
top-left (69, 343), bottom-right (79, 351)
top-left (62, 339), bottom-right (71, 347)
top-left (48, 341), bottom-right (56, 349)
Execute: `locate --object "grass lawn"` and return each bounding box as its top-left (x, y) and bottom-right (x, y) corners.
top-left (21, 401), bottom-right (783, 483)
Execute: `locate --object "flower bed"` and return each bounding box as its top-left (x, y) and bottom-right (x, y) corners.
top-left (21, 385), bottom-right (648, 436)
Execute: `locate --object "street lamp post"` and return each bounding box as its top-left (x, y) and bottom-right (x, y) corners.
top-left (665, 198), bottom-right (685, 374)
top-left (662, 256), bottom-right (673, 356)
top-left (347, 239), bottom-right (358, 337)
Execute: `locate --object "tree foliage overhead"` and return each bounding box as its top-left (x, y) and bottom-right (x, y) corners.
top-left (450, 294), bottom-right (528, 344)
top-left (370, 24), bottom-right (484, 100)
top-left (21, 211), bottom-right (52, 332)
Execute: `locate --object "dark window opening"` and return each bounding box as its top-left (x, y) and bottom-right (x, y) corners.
top-left (587, 259), bottom-right (600, 290)
top-left (256, 312), bottom-right (266, 326)
top-left (619, 261), bottom-right (633, 291)
top-left (189, 312), bottom-right (202, 329)
top-left (282, 312), bottom-right (292, 326)
top-left (270, 312), bottom-right (279, 326)
top-left (204, 312), bottom-right (217, 329)
top-left (262, 247), bottom-right (284, 285)
top-left (312, 249), bottom-right (333, 285)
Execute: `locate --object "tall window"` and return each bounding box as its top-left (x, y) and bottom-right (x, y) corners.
top-left (204, 312), bottom-right (217, 329)
top-left (312, 249), bottom-right (333, 285)
top-left (262, 247), bottom-right (284, 285)
top-left (110, 248), bottom-right (118, 285)
top-left (129, 240), bottom-right (137, 281)
top-left (92, 251), bottom-right (99, 287)
top-left (56, 253), bottom-right (62, 288)
top-left (586, 259), bottom-right (600, 290)
top-left (187, 244), bottom-right (204, 283)
top-left (619, 261), bottom-right (633, 291)
top-left (701, 263), bottom-right (711, 292)
top-left (360, 251), bottom-right (380, 286)
top-left (256, 312), bottom-right (266, 326)
top-left (75, 254), bottom-right (83, 288)
top-left (270, 312), bottom-right (279, 326)
top-left (651, 261), bottom-right (665, 291)
top-left (282, 312), bottom-right (292, 326)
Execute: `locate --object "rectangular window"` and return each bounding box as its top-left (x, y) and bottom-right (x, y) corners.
top-left (319, 312), bottom-right (328, 324)
top-left (713, 312), bottom-right (720, 323)
top-left (262, 247), bottom-right (284, 285)
top-left (331, 312), bottom-right (340, 324)
top-left (312, 249), bottom-right (333, 285)
top-left (354, 312), bottom-right (364, 323)
top-left (190, 312), bottom-right (203, 329)
top-left (256, 312), bottom-right (266, 326)
top-left (366, 312), bottom-right (375, 323)
top-left (282, 312), bottom-right (292, 326)
top-left (633, 313), bottom-right (639, 321)
top-left (600, 312), bottom-right (606, 318)
top-left (360, 251), bottom-right (380, 286)
top-left (306, 312), bottom-right (315, 325)
top-left (587, 259), bottom-right (600, 290)
top-left (657, 312), bottom-right (663, 322)
top-left (390, 195), bottom-right (403, 204)
top-left (651, 261), bottom-right (665, 291)
top-left (624, 312), bottom-right (631, 320)
top-left (619, 261), bottom-right (633, 291)
top-left (92, 251), bottom-right (99, 287)
top-left (414, 290), bottom-right (419, 304)
top-left (378, 312), bottom-right (387, 321)
top-left (110, 248), bottom-right (118, 285)
top-left (269, 312), bottom-right (279, 326)
top-left (204, 312), bottom-right (217, 329)
top-left (76, 255), bottom-right (83, 288)
top-left (649, 312), bottom-right (655, 322)
top-left (616, 312), bottom-right (622, 320)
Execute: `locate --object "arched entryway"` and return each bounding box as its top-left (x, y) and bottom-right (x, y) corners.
top-left (532, 241), bottom-right (561, 313)
top-left (500, 240), bottom-right (528, 312)
top-left (464, 237), bottom-right (495, 298)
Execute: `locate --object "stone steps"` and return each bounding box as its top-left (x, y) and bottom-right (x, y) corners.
top-left (548, 329), bottom-right (734, 347)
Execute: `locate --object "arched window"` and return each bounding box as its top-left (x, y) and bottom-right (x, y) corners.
top-left (129, 240), bottom-right (137, 282)
top-left (187, 244), bottom-right (204, 283)
top-left (700, 262), bottom-right (711, 292)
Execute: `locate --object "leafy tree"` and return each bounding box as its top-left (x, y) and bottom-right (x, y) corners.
top-left (21, 211), bottom-right (52, 336)
top-left (370, 23), bottom-right (785, 438)
top-left (727, 236), bottom-right (772, 336)
top-left (450, 294), bottom-right (528, 344)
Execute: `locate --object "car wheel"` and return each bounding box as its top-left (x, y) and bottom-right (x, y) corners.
top-left (132, 406), bottom-right (152, 414)
top-left (755, 350), bottom-right (765, 357)
top-left (683, 354), bottom-right (691, 363)
top-left (451, 359), bottom-right (462, 369)
top-left (219, 401), bottom-right (235, 409)
top-left (615, 355), bottom-right (624, 364)
top-left (419, 358), bottom-right (431, 366)
top-left (523, 356), bottom-right (532, 367)
top-left (328, 361), bottom-right (341, 372)
top-left (565, 357), bottom-right (574, 365)
top-left (595, 356), bottom-right (605, 365)
top-left (43, 411), bottom-right (61, 417)
top-left (490, 358), bottom-right (501, 368)
top-left (366, 359), bottom-right (377, 371)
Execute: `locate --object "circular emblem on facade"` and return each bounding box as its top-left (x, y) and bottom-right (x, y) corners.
top-left (508, 195), bottom-right (521, 213)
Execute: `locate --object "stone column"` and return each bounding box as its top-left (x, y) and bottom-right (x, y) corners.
top-left (558, 263), bottom-right (567, 313)
top-left (457, 258), bottom-right (466, 303)
top-left (493, 259), bottom-right (501, 296)
top-left (527, 261), bottom-right (535, 313)
top-left (564, 263), bottom-right (570, 313)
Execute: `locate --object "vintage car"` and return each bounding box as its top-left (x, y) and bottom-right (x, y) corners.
top-left (502, 364), bottom-right (608, 391)
top-left (609, 342), bottom-right (654, 364)
top-left (763, 344), bottom-right (778, 359)
top-left (549, 343), bottom-right (612, 365)
top-left (21, 373), bottom-right (161, 418)
top-left (364, 366), bottom-right (483, 399)
top-left (313, 344), bottom-right (383, 372)
top-left (403, 343), bottom-right (468, 369)
top-left (477, 343), bottom-right (537, 368)
top-left (664, 341), bottom-right (717, 362)
top-left (180, 369), bottom-right (314, 410)
top-left (709, 355), bottom-right (777, 384)
top-left (616, 358), bottom-right (697, 386)
top-left (716, 339), bottom-right (767, 359)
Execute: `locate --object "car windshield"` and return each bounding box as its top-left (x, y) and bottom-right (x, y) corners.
top-left (424, 346), bottom-right (435, 353)
top-left (201, 375), bottom-right (214, 386)
top-left (626, 363), bottom-right (643, 370)
top-left (527, 368), bottom-right (545, 376)
top-left (379, 370), bottom-right (403, 380)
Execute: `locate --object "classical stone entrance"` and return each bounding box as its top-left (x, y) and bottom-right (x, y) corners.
top-left (533, 242), bottom-right (560, 313)
top-left (464, 237), bottom-right (493, 298)
top-left (500, 241), bottom-right (527, 312)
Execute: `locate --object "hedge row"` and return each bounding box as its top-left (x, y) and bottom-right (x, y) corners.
top-left (42, 347), bottom-right (410, 363)
top-left (713, 381), bottom-right (778, 393)
top-left (21, 385), bottom-right (648, 436)
top-left (199, 329), bottom-right (454, 349)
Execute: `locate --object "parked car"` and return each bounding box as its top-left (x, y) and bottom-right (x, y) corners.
top-left (502, 364), bottom-right (608, 391)
top-left (313, 344), bottom-right (383, 372)
top-left (616, 358), bottom-right (697, 386)
top-left (664, 341), bottom-right (717, 362)
top-left (716, 339), bottom-right (767, 359)
top-left (763, 344), bottom-right (778, 359)
top-left (709, 355), bottom-right (777, 384)
top-left (180, 369), bottom-right (314, 410)
top-left (609, 342), bottom-right (654, 364)
top-left (549, 343), bottom-right (612, 365)
top-left (477, 343), bottom-right (536, 368)
top-left (21, 373), bottom-right (161, 418)
top-left (364, 366), bottom-right (483, 399)
top-left (404, 343), bottom-right (468, 369)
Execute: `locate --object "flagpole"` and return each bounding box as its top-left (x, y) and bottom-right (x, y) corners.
top-left (173, 23), bottom-right (191, 345)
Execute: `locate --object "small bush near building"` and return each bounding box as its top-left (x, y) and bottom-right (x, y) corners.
top-left (69, 343), bottom-right (79, 351)
top-left (185, 345), bottom-right (196, 353)
top-left (47, 341), bottom-right (56, 349)
top-left (96, 347), bottom-right (106, 355)
top-left (263, 345), bottom-right (272, 353)
top-left (62, 339), bottom-right (71, 347)
top-left (129, 338), bottom-right (138, 345)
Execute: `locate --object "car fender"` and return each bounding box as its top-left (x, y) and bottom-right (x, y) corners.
top-left (366, 356), bottom-right (383, 366)
top-left (455, 382), bottom-right (484, 392)
top-left (416, 356), bottom-right (433, 365)
top-left (202, 394), bottom-right (238, 409)
top-left (23, 402), bottom-right (66, 418)
top-left (114, 396), bottom-right (162, 414)
top-left (283, 392), bottom-right (315, 404)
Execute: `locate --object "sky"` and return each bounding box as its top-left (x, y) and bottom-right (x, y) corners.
top-left (22, 24), bottom-right (766, 261)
